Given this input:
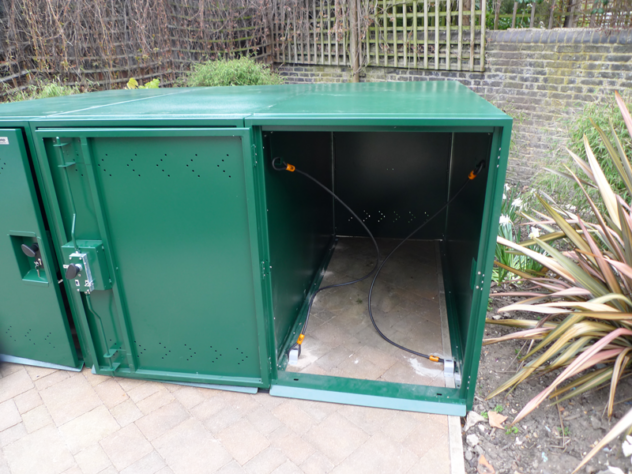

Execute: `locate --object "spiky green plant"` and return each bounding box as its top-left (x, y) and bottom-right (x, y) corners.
top-left (488, 91), bottom-right (632, 473)
top-left (493, 185), bottom-right (544, 284)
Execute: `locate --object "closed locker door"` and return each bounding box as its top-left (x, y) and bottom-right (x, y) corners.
top-left (0, 129), bottom-right (81, 369)
top-left (33, 128), bottom-right (268, 387)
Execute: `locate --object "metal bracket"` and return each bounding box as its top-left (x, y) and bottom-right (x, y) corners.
top-left (67, 251), bottom-right (94, 293)
top-left (103, 342), bottom-right (121, 360)
top-left (288, 345), bottom-right (301, 365)
top-left (99, 362), bottom-right (121, 373)
top-left (443, 358), bottom-right (454, 378)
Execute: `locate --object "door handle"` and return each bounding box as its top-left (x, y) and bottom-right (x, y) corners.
top-left (21, 243), bottom-right (39, 258)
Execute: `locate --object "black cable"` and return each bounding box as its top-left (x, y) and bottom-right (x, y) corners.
top-left (367, 160), bottom-right (485, 363)
top-left (272, 157), bottom-right (381, 346)
top-left (273, 156), bottom-right (485, 364)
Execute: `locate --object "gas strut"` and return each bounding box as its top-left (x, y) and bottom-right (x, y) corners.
top-left (272, 156), bottom-right (486, 366)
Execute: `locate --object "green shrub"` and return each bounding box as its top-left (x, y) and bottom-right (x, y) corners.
top-left (535, 95), bottom-right (632, 210)
top-left (183, 56), bottom-right (283, 87)
top-left (3, 80), bottom-right (81, 102)
top-left (126, 78), bottom-right (160, 89)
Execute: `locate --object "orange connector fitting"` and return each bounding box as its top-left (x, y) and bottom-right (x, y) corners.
top-left (286, 163), bottom-right (296, 172)
top-left (297, 334), bottom-right (305, 345)
top-left (429, 355), bottom-right (440, 362)
top-left (468, 170), bottom-right (477, 180)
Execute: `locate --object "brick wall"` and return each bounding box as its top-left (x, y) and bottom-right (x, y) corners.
top-left (275, 29), bottom-right (632, 183)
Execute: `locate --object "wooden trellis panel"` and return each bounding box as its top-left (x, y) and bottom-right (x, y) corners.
top-left (273, 0), bottom-right (486, 72)
top-left (272, 0), bottom-right (351, 66)
top-left (367, 0), bottom-right (486, 71)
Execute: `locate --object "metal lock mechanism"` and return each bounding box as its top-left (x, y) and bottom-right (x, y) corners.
top-left (20, 243), bottom-right (44, 278)
top-left (61, 241), bottom-right (112, 293)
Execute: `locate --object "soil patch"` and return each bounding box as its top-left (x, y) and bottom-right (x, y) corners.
top-left (463, 292), bottom-right (632, 474)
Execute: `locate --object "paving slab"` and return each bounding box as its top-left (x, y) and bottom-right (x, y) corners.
top-left (0, 362), bottom-right (462, 473)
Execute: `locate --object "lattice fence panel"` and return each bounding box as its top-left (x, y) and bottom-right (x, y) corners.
top-left (273, 0), bottom-right (486, 72)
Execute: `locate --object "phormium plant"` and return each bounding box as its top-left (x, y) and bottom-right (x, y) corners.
top-left (489, 92), bottom-right (632, 472)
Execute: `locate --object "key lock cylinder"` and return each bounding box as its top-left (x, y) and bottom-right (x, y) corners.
top-left (20, 242), bottom-right (44, 277)
top-left (61, 241), bottom-right (112, 293)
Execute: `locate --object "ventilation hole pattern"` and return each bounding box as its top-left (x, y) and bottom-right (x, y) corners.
top-left (3, 326), bottom-right (56, 349)
top-left (132, 340), bottom-right (254, 369)
top-left (97, 151), bottom-right (234, 179)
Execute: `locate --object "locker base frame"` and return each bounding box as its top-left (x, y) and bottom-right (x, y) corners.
top-left (0, 354), bottom-right (83, 372)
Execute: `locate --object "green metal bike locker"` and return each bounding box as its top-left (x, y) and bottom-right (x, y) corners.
top-left (0, 82), bottom-right (512, 414)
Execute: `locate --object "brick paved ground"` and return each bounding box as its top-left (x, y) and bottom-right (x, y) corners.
top-left (0, 362), bottom-right (455, 474)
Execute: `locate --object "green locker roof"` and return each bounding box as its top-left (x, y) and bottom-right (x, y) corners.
top-left (0, 81), bottom-right (510, 125)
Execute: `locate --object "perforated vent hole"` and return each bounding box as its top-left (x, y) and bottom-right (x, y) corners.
top-left (158, 342), bottom-right (170, 360)
top-left (44, 332), bottom-right (54, 348)
top-left (4, 325), bottom-right (18, 343)
top-left (210, 346), bottom-right (223, 363)
top-left (185, 343), bottom-right (197, 362)
top-left (136, 341), bottom-right (147, 356)
top-left (235, 347), bottom-right (248, 365)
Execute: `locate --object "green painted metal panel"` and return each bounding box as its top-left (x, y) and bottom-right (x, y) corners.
top-left (459, 127), bottom-right (512, 409)
top-left (333, 131), bottom-right (451, 239)
top-left (444, 133), bottom-right (494, 353)
top-left (0, 128), bottom-right (80, 369)
top-left (0, 82), bottom-right (507, 127)
top-left (33, 128), bottom-right (267, 386)
top-left (249, 82), bottom-right (507, 125)
top-left (0, 82), bottom-right (512, 413)
top-left (263, 131), bottom-right (334, 357)
top-left (271, 372), bottom-right (466, 415)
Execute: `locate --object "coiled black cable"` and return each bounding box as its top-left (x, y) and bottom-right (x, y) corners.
top-left (272, 156), bottom-right (485, 363)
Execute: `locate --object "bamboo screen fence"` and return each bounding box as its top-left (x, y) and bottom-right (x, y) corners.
top-left (272, 0), bottom-right (487, 73)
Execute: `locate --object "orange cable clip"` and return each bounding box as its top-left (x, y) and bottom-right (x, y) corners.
top-left (429, 355), bottom-right (440, 362)
top-left (286, 163), bottom-right (296, 172)
top-left (468, 170), bottom-right (477, 180)
top-left (297, 334), bottom-right (305, 345)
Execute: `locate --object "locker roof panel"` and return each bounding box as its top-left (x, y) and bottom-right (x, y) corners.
top-left (0, 81), bottom-right (509, 124)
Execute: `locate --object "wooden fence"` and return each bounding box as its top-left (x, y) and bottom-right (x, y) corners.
top-left (1, 0), bottom-right (629, 97)
top-left (492, 0), bottom-right (632, 30)
top-left (0, 0), bottom-right (269, 97)
top-left (272, 0), bottom-right (487, 73)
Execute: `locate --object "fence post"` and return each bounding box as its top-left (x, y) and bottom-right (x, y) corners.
top-left (494, 0), bottom-right (501, 29)
top-left (350, 0), bottom-right (359, 81)
top-left (548, 0), bottom-right (556, 28)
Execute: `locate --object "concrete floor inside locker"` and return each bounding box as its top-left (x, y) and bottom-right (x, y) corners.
top-left (286, 238), bottom-right (451, 389)
top-left (0, 238), bottom-right (465, 474)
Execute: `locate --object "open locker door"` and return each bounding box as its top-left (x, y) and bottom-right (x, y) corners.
top-left (32, 128), bottom-right (269, 388)
top-left (0, 128), bottom-right (81, 370)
